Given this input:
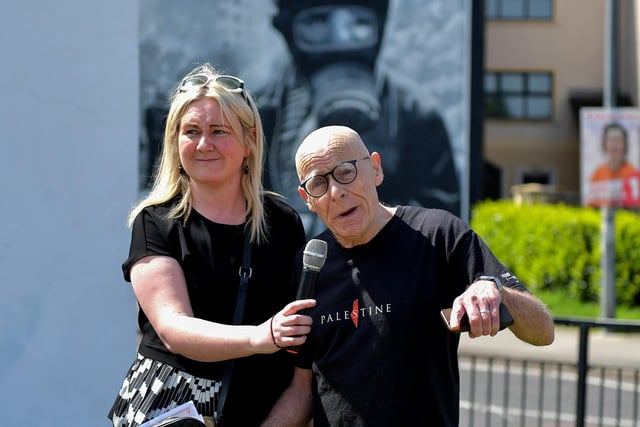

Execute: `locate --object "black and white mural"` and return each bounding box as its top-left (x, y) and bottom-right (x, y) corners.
top-left (140, 0), bottom-right (472, 234)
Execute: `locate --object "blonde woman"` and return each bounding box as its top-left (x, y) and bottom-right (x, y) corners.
top-left (109, 63), bottom-right (313, 426)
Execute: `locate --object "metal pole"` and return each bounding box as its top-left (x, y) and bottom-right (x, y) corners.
top-left (575, 325), bottom-right (590, 427)
top-left (601, 0), bottom-right (617, 319)
top-left (601, 206), bottom-right (616, 318)
top-left (603, 0), bottom-right (617, 107)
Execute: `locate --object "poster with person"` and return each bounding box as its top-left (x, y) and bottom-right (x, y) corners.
top-left (139, 0), bottom-right (474, 234)
top-left (580, 107), bottom-right (640, 208)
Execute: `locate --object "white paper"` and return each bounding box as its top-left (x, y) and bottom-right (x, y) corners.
top-left (139, 400), bottom-right (204, 427)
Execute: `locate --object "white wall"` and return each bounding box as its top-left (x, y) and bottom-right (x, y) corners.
top-left (0, 1), bottom-right (139, 425)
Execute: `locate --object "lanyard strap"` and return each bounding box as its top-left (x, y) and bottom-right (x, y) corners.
top-left (215, 227), bottom-right (252, 424)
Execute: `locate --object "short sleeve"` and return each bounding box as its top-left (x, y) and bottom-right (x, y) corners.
top-left (121, 208), bottom-right (177, 282)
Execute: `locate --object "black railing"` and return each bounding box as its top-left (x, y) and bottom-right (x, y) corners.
top-left (459, 317), bottom-right (640, 427)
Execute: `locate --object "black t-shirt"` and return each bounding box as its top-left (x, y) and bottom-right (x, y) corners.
top-left (122, 194), bottom-right (306, 426)
top-left (295, 206), bottom-right (526, 427)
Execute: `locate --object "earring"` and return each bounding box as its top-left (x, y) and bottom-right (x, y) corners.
top-left (243, 164), bottom-right (249, 175)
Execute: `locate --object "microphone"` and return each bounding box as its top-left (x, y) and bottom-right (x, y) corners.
top-left (287, 239), bottom-right (328, 354)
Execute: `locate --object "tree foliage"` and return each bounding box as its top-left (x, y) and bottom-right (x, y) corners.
top-left (471, 200), bottom-right (640, 307)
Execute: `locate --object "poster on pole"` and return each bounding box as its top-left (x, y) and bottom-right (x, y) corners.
top-left (580, 107), bottom-right (640, 208)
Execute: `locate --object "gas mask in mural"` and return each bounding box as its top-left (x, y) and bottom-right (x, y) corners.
top-left (258, 0), bottom-right (460, 236)
top-left (281, 4), bottom-right (383, 132)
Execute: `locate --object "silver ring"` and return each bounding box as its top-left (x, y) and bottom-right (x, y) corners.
top-left (479, 309), bottom-right (490, 314)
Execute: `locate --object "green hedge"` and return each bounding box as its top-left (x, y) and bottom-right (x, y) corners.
top-left (470, 200), bottom-right (640, 307)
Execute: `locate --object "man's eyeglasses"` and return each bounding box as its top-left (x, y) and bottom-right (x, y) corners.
top-left (178, 73), bottom-right (246, 97)
top-left (300, 157), bottom-right (370, 198)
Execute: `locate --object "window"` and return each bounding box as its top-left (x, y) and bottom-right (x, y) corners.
top-left (484, 71), bottom-right (553, 120)
top-left (522, 170), bottom-right (552, 185)
top-left (486, 0), bottom-right (553, 20)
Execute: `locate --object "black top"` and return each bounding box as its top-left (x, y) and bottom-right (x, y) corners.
top-left (295, 206), bottom-right (527, 427)
top-left (122, 194), bottom-right (306, 426)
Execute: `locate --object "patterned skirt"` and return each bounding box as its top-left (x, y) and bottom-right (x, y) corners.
top-left (108, 354), bottom-right (221, 427)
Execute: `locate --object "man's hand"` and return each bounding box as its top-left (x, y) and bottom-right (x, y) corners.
top-left (448, 278), bottom-right (503, 337)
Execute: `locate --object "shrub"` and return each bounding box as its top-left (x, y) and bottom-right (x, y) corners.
top-left (470, 200), bottom-right (640, 307)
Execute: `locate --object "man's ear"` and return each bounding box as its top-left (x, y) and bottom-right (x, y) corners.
top-left (371, 152), bottom-right (384, 186)
top-left (298, 187), bottom-right (316, 212)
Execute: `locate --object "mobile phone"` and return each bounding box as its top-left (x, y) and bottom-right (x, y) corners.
top-left (440, 303), bottom-right (514, 333)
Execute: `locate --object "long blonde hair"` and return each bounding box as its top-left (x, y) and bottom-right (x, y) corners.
top-left (128, 63), bottom-right (271, 244)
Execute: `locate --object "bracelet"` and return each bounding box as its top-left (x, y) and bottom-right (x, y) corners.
top-left (270, 315), bottom-right (284, 349)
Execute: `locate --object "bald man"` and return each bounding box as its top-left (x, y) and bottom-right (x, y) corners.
top-left (263, 125), bottom-right (554, 427)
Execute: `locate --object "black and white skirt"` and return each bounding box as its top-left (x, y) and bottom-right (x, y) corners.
top-left (108, 354), bottom-right (220, 427)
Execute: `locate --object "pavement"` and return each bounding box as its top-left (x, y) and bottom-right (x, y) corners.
top-left (458, 325), bottom-right (640, 368)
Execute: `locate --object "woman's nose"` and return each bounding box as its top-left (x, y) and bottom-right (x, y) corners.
top-left (197, 134), bottom-right (215, 150)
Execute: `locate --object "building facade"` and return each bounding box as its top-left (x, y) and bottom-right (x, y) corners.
top-left (483, 0), bottom-right (639, 203)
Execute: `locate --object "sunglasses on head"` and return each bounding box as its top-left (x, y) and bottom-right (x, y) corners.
top-left (178, 73), bottom-right (246, 96)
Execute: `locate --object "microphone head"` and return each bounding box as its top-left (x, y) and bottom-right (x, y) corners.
top-left (303, 239), bottom-right (328, 271)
